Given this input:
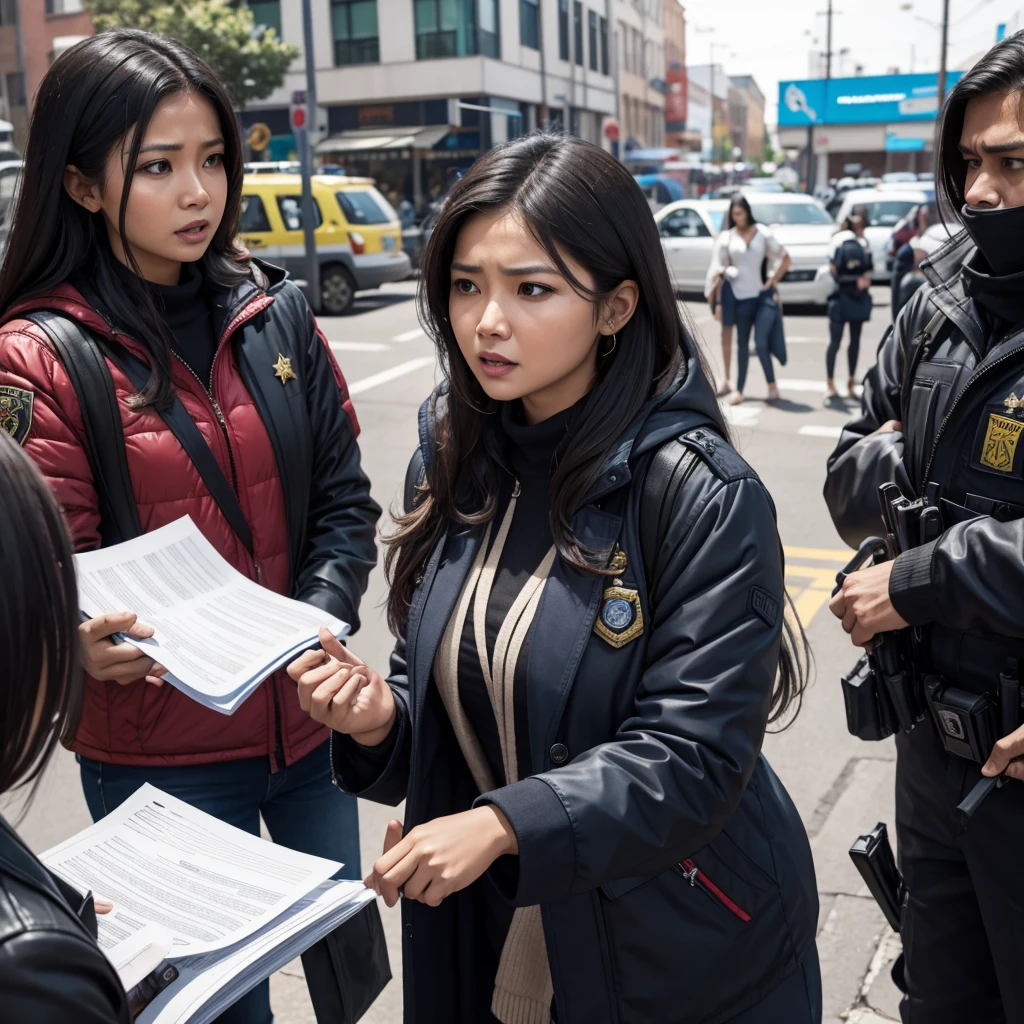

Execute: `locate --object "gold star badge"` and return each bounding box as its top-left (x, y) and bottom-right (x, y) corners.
top-left (272, 354), bottom-right (296, 385)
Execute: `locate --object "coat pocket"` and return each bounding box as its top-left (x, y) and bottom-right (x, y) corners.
top-left (679, 859), bottom-right (752, 924)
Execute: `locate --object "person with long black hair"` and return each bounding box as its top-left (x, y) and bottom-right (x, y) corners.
top-left (0, 431), bottom-right (127, 1023)
top-left (709, 194), bottom-right (791, 405)
top-left (827, 30), bottom-right (1024, 1021)
top-left (0, 30), bottom-right (380, 1024)
top-left (289, 134), bottom-right (821, 1024)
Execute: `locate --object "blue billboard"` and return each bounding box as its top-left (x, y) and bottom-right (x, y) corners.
top-left (778, 72), bottom-right (965, 127)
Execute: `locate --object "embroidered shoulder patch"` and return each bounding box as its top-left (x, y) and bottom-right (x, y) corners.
top-left (0, 385), bottom-right (33, 446)
top-left (749, 586), bottom-right (779, 628)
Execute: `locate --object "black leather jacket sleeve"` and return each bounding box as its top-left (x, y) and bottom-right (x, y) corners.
top-left (480, 471), bottom-right (786, 906)
top-left (823, 299), bottom-right (914, 547)
top-left (330, 631), bottom-right (412, 805)
top-left (292, 316), bottom-right (381, 633)
top-left (889, 517), bottom-right (1024, 635)
top-left (0, 931), bottom-right (128, 1023)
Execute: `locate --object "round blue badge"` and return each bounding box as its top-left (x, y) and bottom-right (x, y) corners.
top-left (602, 597), bottom-right (634, 632)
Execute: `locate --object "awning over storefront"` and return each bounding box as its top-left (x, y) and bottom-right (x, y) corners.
top-left (316, 125), bottom-right (453, 156)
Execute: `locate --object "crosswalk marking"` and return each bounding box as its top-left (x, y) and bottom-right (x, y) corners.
top-left (330, 341), bottom-right (391, 352)
top-left (799, 424), bottom-right (843, 439)
top-left (349, 357), bottom-right (435, 396)
top-left (392, 327), bottom-right (427, 343)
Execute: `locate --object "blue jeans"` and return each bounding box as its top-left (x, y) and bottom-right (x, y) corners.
top-left (722, 281), bottom-right (777, 393)
top-left (78, 741), bottom-right (359, 1024)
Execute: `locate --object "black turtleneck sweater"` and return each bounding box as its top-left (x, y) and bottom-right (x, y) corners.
top-left (455, 400), bottom-right (570, 788)
top-left (111, 260), bottom-right (217, 384)
top-left (962, 254), bottom-right (1024, 351)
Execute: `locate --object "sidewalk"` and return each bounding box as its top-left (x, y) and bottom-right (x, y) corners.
top-left (812, 756), bottom-right (903, 1023)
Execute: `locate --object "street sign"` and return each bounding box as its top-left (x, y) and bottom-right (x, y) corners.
top-left (603, 118), bottom-right (620, 142)
top-left (247, 122), bottom-right (272, 152)
top-left (289, 90), bottom-right (307, 133)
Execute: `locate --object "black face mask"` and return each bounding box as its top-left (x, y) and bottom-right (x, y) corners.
top-left (961, 203), bottom-right (1024, 276)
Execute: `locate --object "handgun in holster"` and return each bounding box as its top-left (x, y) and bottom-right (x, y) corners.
top-left (834, 484), bottom-right (934, 742)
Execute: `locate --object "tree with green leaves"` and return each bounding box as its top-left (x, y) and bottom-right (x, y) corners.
top-left (84, 0), bottom-right (299, 107)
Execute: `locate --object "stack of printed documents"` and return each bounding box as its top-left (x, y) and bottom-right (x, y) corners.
top-left (41, 785), bottom-right (378, 1024)
top-left (74, 516), bottom-right (349, 714)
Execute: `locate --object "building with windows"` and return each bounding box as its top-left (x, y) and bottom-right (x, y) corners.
top-left (242, 0), bottom-right (616, 215)
top-left (727, 75), bottom-right (765, 161)
top-left (614, 0), bottom-right (665, 152)
top-left (662, 0), bottom-right (685, 149)
top-left (777, 71), bottom-right (965, 185)
top-left (0, 0), bottom-right (94, 149)
top-left (687, 64), bottom-right (728, 160)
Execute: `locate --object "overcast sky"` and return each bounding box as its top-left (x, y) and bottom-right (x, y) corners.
top-left (682, 0), bottom-right (1021, 124)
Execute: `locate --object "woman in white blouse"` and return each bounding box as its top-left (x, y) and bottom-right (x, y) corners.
top-left (708, 196), bottom-right (791, 405)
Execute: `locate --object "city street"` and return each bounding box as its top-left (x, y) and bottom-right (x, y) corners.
top-left (7, 279), bottom-right (904, 1024)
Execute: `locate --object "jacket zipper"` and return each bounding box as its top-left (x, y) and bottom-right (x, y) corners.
top-left (679, 859), bottom-right (752, 924)
top-left (922, 336), bottom-right (1024, 483)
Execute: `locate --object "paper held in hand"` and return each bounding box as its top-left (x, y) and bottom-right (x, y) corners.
top-left (74, 516), bottom-right (349, 714)
top-left (41, 784), bottom-right (378, 1024)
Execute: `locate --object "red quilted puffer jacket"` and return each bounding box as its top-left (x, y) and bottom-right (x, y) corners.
top-left (0, 265), bottom-right (380, 769)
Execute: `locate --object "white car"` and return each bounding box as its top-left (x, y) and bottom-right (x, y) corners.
top-left (656, 193), bottom-right (838, 306)
top-left (833, 188), bottom-right (929, 281)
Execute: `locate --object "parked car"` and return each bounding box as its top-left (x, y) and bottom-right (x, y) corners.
top-left (833, 187), bottom-right (929, 281)
top-left (741, 179), bottom-right (786, 193)
top-left (239, 173), bottom-right (411, 314)
top-left (0, 159), bottom-right (23, 262)
top-left (243, 161), bottom-right (302, 175)
top-left (634, 174), bottom-right (685, 213)
top-left (881, 171), bottom-right (920, 184)
top-left (656, 193), bottom-right (837, 306)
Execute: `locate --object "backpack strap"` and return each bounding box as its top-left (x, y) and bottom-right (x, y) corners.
top-left (22, 311), bottom-right (143, 547)
top-left (640, 423), bottom-right (731, 584)
top-left (103, 343), bottom-right (255, 557)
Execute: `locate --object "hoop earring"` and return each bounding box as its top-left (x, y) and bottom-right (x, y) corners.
top-left (601, 333), bottom-right (618, 358)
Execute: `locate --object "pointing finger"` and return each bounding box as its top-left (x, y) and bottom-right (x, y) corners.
top-left (320, 627), bottom-right (363, 667)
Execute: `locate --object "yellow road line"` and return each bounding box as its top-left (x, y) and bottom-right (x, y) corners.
top-left (783, 545), bottom-right (853, 564)
top-left (785, 565), bottom-right (837, 627)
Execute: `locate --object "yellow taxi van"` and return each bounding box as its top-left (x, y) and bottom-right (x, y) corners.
top-left (239, 174), bottom-right (411, 314)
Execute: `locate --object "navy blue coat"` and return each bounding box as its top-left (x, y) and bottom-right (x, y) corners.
top-left (333, 346), bottom-right (818, 1023)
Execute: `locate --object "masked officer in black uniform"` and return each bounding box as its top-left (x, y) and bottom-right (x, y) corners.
top-left (825, 33), bottom-right (1024, 1024)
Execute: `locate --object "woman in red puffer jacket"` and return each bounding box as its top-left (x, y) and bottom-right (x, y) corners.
top-left (0, 30), bottom-right (380, 1024)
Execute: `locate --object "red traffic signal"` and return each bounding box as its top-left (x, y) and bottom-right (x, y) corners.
top-left (291, 107), bottom-right (306, 131)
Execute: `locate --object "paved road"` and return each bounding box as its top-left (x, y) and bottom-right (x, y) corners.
top-left (7, 281), bottom-right (904, 1023)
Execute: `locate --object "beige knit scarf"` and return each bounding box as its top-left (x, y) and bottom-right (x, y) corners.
top-left (433, 488), bottom-right (557, 1024)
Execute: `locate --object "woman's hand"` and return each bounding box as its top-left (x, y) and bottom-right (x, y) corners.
top-left (79, 613), bottom-right (166, 686)
top-left (94, 897), bottom-right (113, 914)
top-left (857, 273), bottom-right (872, 291)
top-left (365, 807), bottom-right (518, 908)
top-left (873, 419), bottom-right (903, 435)
top-left (287, 628), bottom-right (396, 745)
top-left (828, 560), bottom-right (909, 647)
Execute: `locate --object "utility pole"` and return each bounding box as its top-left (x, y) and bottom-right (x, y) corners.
top-left (710, 50), bottom-right (716, 163)
top-left (825, 0), bottom-right (833, 79)
top-left (937, 0), bottom-right (950, 105)
top-left (299, 0), bottom-right (321, 313)
top-left (809, 0), bottom-right (837, 194)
